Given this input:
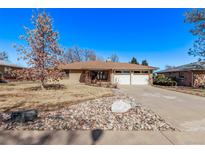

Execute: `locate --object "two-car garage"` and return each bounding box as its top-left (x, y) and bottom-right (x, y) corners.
top-left (113, 70), bottom-right (150, 85)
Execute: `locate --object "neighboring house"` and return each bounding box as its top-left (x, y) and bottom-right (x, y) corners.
top-left (0, 60), bottom-right (23, 80)
top-left (157, 61), bottom-right (205, 87)
top-left (60, 61), bottom-right (157, 85)
top-left (0, 71), bottom-right (2, 80)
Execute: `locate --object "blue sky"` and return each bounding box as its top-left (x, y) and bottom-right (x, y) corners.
top-left (0, 8), bottom-right (198, 70)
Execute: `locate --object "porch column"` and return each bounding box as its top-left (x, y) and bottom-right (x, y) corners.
top-left (85, 70), bottom-right (91, 84)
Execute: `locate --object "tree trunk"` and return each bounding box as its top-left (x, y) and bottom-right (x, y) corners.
top-left (40, 80), bottom-right (46, 90)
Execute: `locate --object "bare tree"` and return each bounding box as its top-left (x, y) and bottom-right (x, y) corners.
top-left (64, 46), bottom-right (97, 63)
top-left (110, 54), bottom-right (119, 62)
top-left (96, 56), bottom-right (104, 62)
top-left (84, 49), bottom-right (96, 61)
top-left (72, 46), bottom-right (84, 62)
top-left (13, 10), bottom-right (64, 89)
top-left (64, 48), bottom-right (75, 63)
top-left (0, 51), bottom-right (8, 61)
top-left (64, 46), bottom-right (83, 63)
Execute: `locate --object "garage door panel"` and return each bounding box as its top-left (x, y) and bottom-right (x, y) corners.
top-left (131, 75), bottom-right (149, 85)
top-left (114, 74), bottom-right (130, 85)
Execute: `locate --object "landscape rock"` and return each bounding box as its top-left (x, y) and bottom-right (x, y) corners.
top-left (0, 94), bottom-right (175, 131)
top-left (111, 100), bottom-right (132, 113)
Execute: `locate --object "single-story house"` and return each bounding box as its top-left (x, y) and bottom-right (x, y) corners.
top-left (60, 61), bottom-right (157, 85)
top-left (0, 60), bottom-right (23, 80)
top-left (157, 61), bottom-right (205, 87)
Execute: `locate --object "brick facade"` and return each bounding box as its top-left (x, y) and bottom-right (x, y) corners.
top-left (160, 70), bottom-right (205, 87)
top-left (162, 71), bottom-right (193, 86)
top-left (0, 65), bottom-right (23, 80)
top-left (158, 62), bottom-right (205, 87)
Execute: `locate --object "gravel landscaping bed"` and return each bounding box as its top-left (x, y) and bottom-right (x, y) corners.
top-left (0, 94), bottom-right (175, 131)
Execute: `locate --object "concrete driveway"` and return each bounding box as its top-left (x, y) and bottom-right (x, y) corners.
top-left (120, 85), bottom-right (205, 131)
top-left (119, 85), bottom-right (205, 144)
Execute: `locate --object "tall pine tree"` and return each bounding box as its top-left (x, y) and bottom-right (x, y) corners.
top-left (141, 59), bottom-right (148, 66)
top-left (130, 57), bottom-right (139, 64)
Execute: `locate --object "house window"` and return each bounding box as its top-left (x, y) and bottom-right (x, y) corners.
top-left (122, 70), bottom-right (130, 74)
top-left (179, 72), bottom-right (185, 79)
top-left (91, 71), bottom-right (108, 81)
top-left (142, 71), bottom-right (149, 74)
top-left (115, 70), bottom-right (130, 74)
top-left (115, 71), bottom-right (122, 74)
top-left (134, 71), bottom-right (141, 74)
top-left (64, 70), bottom-right (70, 77)
top-left (179, 76), bottom-right (185, 79)
top-left (98, 71), bottom-right (108, 80)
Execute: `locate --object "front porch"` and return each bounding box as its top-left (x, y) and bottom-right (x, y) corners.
top-left (80, 70), bottom-right (112, 84)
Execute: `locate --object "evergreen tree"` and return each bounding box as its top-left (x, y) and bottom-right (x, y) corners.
top-left (141, 59), bottom-right (148, 66)
top-left (130, 57), bottom-right (139, 64)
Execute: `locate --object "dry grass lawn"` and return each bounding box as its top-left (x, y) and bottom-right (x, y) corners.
top-left (0, 79), bottom-right (113, 112)
top-left (154, 85), bottom-right (205, 97)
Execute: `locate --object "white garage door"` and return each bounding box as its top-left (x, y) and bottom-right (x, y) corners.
top-left (131, 75), bottom-right (149, 85)
top-left (113, 74), bottom-right (130, 85)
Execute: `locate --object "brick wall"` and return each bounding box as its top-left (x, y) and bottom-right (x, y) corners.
top-left (69, 70), bottom-right (82, 83)
top-left (0, 66), bottom-right (5, 73)
top-left (162, 71), bottom-right (193, 86)
top-left (178, 71), bottom-right (193, 86)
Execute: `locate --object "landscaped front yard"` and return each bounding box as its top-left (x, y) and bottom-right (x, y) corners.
top-left (154, 85), bottom-right (205, 97)
top-left (0, 80), bottom-right (175, 131)
top-left (0, 79), bottom-right (113, 112)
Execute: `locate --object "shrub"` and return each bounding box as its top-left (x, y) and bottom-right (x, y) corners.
top-left (153, 74), bottom-right (177, 86)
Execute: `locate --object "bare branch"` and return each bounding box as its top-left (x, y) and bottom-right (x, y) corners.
top-left (12, 10), bottom-right (64, 89)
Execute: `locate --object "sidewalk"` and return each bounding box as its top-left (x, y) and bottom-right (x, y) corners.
top-left (1, 130), bottom-right (205, 145)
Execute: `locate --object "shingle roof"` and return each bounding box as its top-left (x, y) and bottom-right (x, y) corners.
top-left (59, 61), bottom-right (158, 70)
top-left (158, 61), bottom-right (205, 73)
top-left (0, 60), bottom-right (24, 69)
